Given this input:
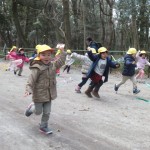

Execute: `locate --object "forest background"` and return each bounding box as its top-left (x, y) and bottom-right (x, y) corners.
top-left (0, 0), bottom-right (149, 52)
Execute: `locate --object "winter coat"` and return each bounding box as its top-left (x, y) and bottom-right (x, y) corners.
top-left (26, 52), bottom-right (66, 103)
top-left (122, 54), bottom-right (137, 76)
top-left (6, 51), bottom-right (17, 60)
top-left (87, 51), bottom-right (118, 82)
top-left (71, 52), bottom-right (92, 74)
top-left (14, 53), bottom-right (29, 68)
top-left (65, 54), bottom-right (74, 66)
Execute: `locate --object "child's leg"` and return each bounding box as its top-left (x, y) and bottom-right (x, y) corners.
top-left (63, 65), bottom-right (68, 72)
top-left (92, 80), bottom-right (103, 98)
top-left (136, 69), bottom-right (144, 80)
top-left (40, 101), bottom-right (51, 128)
top-left (78, 77), bottom-right (88, 88)
top-left (130, 75), bottom-right (140, 94)
top-left (14, 67), bottom-right (19, 74)
top-left (85, 81), bottom-right (96, 98)
top-left (67, 65), bottom-right (70, 73)
top-left (18, 67), bottom-right (23, 76)
top-left (116, 75), bottom-right (129, 88)
top-left (139, 69), bottom-right (144, 79)
top-left (56, 69), bottom-right (60, 75)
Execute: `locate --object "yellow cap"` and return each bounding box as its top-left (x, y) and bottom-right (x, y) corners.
top-left (10, 46), bottom-right (17, 52)
top-left (55, 50), bottom-right (61, 56)
top-left (98, 47), bottom-right (108, 53)
top-left (127, 48), bottom-right (137, 54)
top-left (67, 49), bottom-right (71, 54)
top-left (34, 44), bottom-right (53, 60)
top-left (35, 44), bottom-right (41, 50)
top-left (140, 50), bottom-right (146, 54)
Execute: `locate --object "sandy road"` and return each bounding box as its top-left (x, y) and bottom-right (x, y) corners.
top-left (0, 62), bottom-right (150, 150)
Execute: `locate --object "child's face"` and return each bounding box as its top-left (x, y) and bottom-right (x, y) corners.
top-left (100, 52), bottom-right (108, 59)
top-left (141, 54), bottom-right (146, 59)
top-left (132, 54), bottom-right (136, 58)
top-left (39, 50), bottom-right (51, 64)
top-left (20, 50), bottom-right (24, 54)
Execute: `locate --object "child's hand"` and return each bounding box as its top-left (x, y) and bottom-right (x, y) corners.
top-left (87, 47), bottom-right (91, 51)
top-left (132, 61), bottom-right (136, 64)
top-left (116, 64), bottom-right (120, 68)
top-left (24, 91), bottom-right (31, 97)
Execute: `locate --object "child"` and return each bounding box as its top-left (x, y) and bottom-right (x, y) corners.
top-left (63, 49), bottom-right (74, 73)
top-left (14, 48), bottom-right (29, 76)
top-left (24, 44), bottom-right (66, 134)
top-left (71, 48), bottom-right (96, 93)
top-left (135, 50), bottom-right (150, 83)
top-left (114, 48), bottom-right (140, 94)
top-left (6, 46), bottom-right (17, 71)
top-left (85, 47), bottom-right (120, 98)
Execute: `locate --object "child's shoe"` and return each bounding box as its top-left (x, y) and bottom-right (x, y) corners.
top-left (25, 102), bottom-right (34, 117)
top-left (133, 88), bottom-right (140, 94)
top-left (75, 86), bottom-right (81, 93)
top-left (114, 84), bottom-right (119, 91)
top-left (14, 71), bottom-right (16, 75)
top-left (39, 126), bottom-right (53, 135)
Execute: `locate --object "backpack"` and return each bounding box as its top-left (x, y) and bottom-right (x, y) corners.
top-left (95, 42), bottom-right (102, 49)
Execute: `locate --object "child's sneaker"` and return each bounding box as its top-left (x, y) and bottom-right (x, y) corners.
top-left (133, 88), bottom-right (140, 94)
top-left (25, 103), bottom-right (34, 117)
top-left (75, 86), bottom-right (81, 93)
top-left (39, 127), bottom-right (53, 135)
top-left (114, 84), bottom-right (119, 91)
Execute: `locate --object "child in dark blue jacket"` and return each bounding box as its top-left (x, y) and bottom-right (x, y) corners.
top-left (85, 47), bottom-right (120, 98)
top-left (114, 48), bottom-right (140, 94)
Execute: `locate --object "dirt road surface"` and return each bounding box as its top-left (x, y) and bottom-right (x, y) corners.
top-left (0, 62), bottom-right (150, 150)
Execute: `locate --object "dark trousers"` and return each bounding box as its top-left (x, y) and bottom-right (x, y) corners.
top-left (63, 65), bottom-right (70, 73)
top-left (89, 80), bottom-right (103, 91)
top-left (78, 77), bottom-right (88, 88)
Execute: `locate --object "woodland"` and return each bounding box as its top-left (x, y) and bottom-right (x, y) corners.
top-left (0, 0), bottom-right (149, 51)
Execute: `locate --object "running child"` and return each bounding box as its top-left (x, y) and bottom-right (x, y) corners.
top-left (24, 44), bottom-right (66, 134)
top-left (135, 50), bottom-right (150, 83)
top-left (114, 48), bottom-right (140, 94)
top-left (85, 47), bottom-right (120, 98)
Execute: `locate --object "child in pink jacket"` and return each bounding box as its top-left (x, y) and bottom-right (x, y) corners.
top-left (136, 50), bottom-right (150, 82)
top-left (6, 46), bottom-right (17, 71)
top-left (14, 48), bottom-right (29, 76)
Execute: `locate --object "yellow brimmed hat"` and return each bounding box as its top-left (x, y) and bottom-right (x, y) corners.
top-left (34, 44), bottom-right (53, 60)
top-left (10, 46), bottom-right (17, 52)
top-left (98, 47), bottom-right (108, 53)
top-left (66, 49), bottom-right (71, 54)
top-left (127, 48), bottom-right (137, 54)
top-left (140, 50), bottom-right (146, 54)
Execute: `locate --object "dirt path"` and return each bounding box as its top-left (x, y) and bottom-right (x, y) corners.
top-left (0, 62), bottom-right (150, 150)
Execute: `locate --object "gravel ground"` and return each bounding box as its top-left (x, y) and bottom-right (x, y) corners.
top-left (0, 61), bottom-right (150, 150)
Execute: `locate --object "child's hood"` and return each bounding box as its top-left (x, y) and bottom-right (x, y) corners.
top-left (29, 60), bottom-right (50, 71)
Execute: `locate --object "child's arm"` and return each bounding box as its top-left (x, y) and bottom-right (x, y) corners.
top-left (136, 50), bottom-right (140, 58)
top-left (146, 60), bottom-right (150, 66)
top-left (87, 51), bottom-right (97, 62)
top-left (71, 52), bottom-right (87, 61)
top-left (54, 51), bottom-right (67, 69)
top-left (108, 57), bottom-right (120, 68)
top-left (25, 68), bottom-right (40, 96)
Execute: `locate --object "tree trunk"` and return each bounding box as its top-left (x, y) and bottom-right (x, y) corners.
top-left (12, 0), bottom-right (29, 47)
top-left (62, 0), bottom-right (71, 48)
